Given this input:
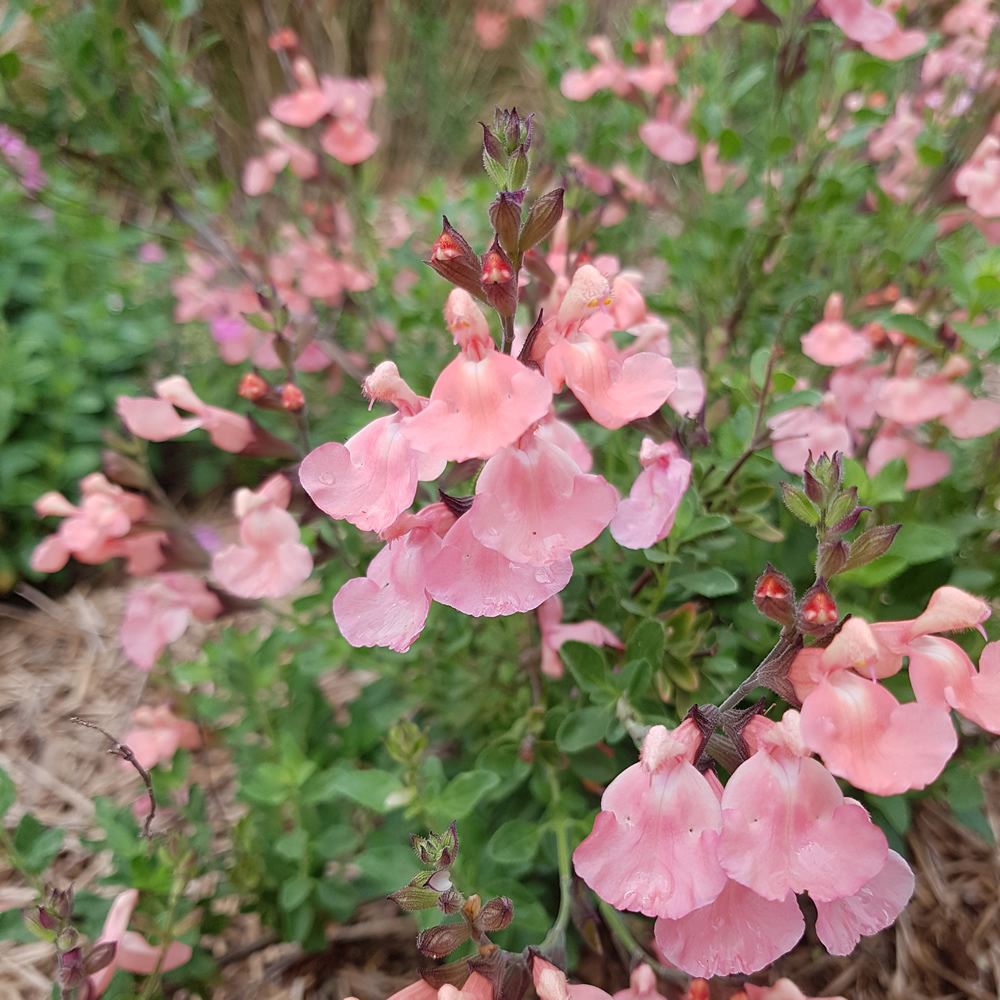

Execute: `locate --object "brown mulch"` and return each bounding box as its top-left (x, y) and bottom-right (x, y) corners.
top-left (0, 586), bottom-right (998, 1000)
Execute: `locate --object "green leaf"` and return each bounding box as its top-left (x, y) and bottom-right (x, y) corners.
top-left (680, 514), bottom-right (730, 541)
top-left (274, 829), bottom-right (309, 862)
top-left (626, 619), bottom-right (664, 670)
top-left (435, 769), bottom-right (501, 819)
top-left (560, 641), bottom-right (613, 698)
top-left (889, 523), bottom-right (957, 565)
top-left (951, 319), bottom-right (1000, 353)
top-left (279, 875), bottom-right (314, 911)
top-left (0, 51), bottom-right (21, 80)
top-left (0, 765), bottom-right (14, 817)
top-left (328, 769), bottom-right (404, 813)
top-left (868, 457), bottom-right (906, 504)
top-left (486, 819), bottom-right (540, 864)
top-left (676, 568), bottom-right (739, 597)
top-left (14, 814), bottom-right (64, 873)
top-left (556, 705), bottom-right (615, 753)
top-left (879, 311), bottom-right (937, 346)
top-left (750, 346), bottom-right (770, 389)
top-left (135, 21), bottom-right (165, 59)
top-left (717, 128), bottom-right (742, 160)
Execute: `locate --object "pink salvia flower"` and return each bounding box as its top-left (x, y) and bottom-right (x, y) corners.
top-left (299, 362), bottom-right (445, 533)
top-left (537, 595), bottom-right (623, 679)
top-left (718, 711), bottom-right (888, 902)
top-left (532, 955), bottom-right (613, 1000)
top-left (955, 135), bottom-right (1000, 218)
top-left (573, 720), bottom-right (728, 918)
top-left (866, 432), bottom-right (951, 490)
top-left (665, 0), bottom-right (739, 35)
top-left (120, 573), bottom-right (222, 671)
top-left (800, 294), bottom-right (872, 367)
top-left (639, 94), bottom-right (699, 164)
top-left (743, 980), bottom-right (846, 1000)
top-left (385, 971), bottom-right (493, 1000)
top-left (120, 705), bottom-right (202, 771)
top-left (467, 426), bottom-right (619, 565)
top-left (817, 0), bottom-right (897, 43)
top-left (402, 291), bottom-right (553, 461)
top-left (610, 438), bottom-right (692, 549)
top-left (612, 964), bottom-right (668, 1000)
top-left (211, 475), bottom-right (313, 599)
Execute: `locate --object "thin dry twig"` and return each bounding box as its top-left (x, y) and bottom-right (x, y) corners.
top-left (69, 718), bottom-right (156, 838)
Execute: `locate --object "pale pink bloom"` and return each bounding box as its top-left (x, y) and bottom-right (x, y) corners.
top-left (137, 242), bottom-right (165, 264)
top-left (797, 636), bottom-right (958, 795)
top-left (813, 849), bottom-right (914, 954)
top-left (568, 152), bottom-right (615, 196)
top-left (300, 362), bottom-right (445, 534)
top-left (401, 303), bottom-right (553, 461)
top-left (271, 57), bottom-right (328, 126)
top-left (386, 972), bottom-right (493, 1000)
top-left (118, 376), bottom-right (255, 454)
top-left (532, 954), bottom-right (613, 1000)
top-left (609, 163), bottom-right (655, 204)
top-left (561, 36), bottom-right (629, 101)
top-left (768, 402), bottom-right (853, 475)
top-left (121, 705), bottom-right (202, 771)
top-left (718, 711), bottom-right (888, 902)
top-left (120, 574), bottom-right (222, 671)
top-left (624, 37), bottom-right (677, 94)
top-left (212, 476), bottom-right (312, 599)
top-left (474, 8), bottom-right (508, 49)
top-left (955, 135), bottom-right (1000, 218)
top-left (468, 427), bottom-right (618, 565)
top-left (537, 414), bottom-right (594, 471)
top-left (875, 376), bottom-right (959, 425)
top-left (800, 294), bottom-right (871, 367)
top-left (426, 513), bottom-right (573, 617)
top-left (537, 594), bottom-right (623, 679)
top-left (940, 390), bottom-right (1000, 438)
top-left (320, 117), bottom-right (379, 164)
top-left (667, 367), bottom-right (707, 418)
top-left (333, 519), bottom-right (445, 653)
top-left (665, 0), bottom-right (739, 35)
top-left (829, 366), bottom-right (886, 431)
top-left (612, 964), bottom-right (666, 1000)
top-left (700, 141), bottom-right (746, 193)
top-left (867, 432), bottom-right (951, 490)
top-left (907, 637), bottom-right (1000, 733)
top-left (573, 721), bottom-right (728, 919)
top-left (817, 0), bottom-right (896, 43)
top-left (743, 979), bottom-right (846, 1000)
top-left (653, 877), bottom-right (804, 978)
top-left (610, 438), bottom-right (691, 550)
top-left (862, 25), bottom-right (926, 59)
top-left (88, 889), bottom-right (192, 997)
top-left (639, 94), bottom-right (698, 164)
top-left (512, 0), bottom-right (544, 19)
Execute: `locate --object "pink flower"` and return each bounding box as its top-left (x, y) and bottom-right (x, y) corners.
top-left (813, 849), bottom-right (915, 954)
top-left (120, 574), bottom-right (222, 671)
top-left (117, 376), bottom-right (255, 454)
top-left (385, 972), bottom-right (493, 1000)
top-left (137, 242), bottom-right (165, 264)
top-left (817, 0), bottom-right (897, 44)
top-left (700, 141), bottom-right (746, 193)
top-left (800, 294), bottom-right (872, 367)
top-left (299, 362), bottom-right (446, 534)
top-left (401, 293), bottom-right (553, 461)
top-left (573, 721), bottom-right (728, 919)
top-left (768, 402), bottom-right (853, 475)
top-left (610, 438), bottom-right (692, 550)
top-left (639, 95), bottom-right (698, 164)
top-left (537, 595), bottom-right (623, 679)
top-left (466, 426), bottom-right (619, 565)
top-left (561, 36), bottom-right (629, 101)
top-left (907, 637), bottom-right (1000, 734)
top-left (212, 475), bottom-right (313, 599)
top-left (718, 711), bottom-right (888, 902)
top-left (120, 705), bottom-right (202, 771)
top-left (955, 135), bottom-right (1000, 218)
top-left (665, 0), bottom-right (739, 35)
top-left (532, 955), bottom-right (613, 1000)
top-left (87, 890), bottom-right (192, 998)
top-left (867, 432), bottom-right (951, 490)
top-left (474, 8), bottom-right (509, 49)
top-left (612, 964), bottom-right (667, 1000)
top-left (426, 513), bottom-right (574, 617)
top-left (743, 979), bottom-right (846, 1000)
top-left (653, 877), bottom-right (805, 978)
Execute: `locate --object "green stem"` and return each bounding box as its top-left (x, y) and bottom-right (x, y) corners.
top-left (597, 900), bottom-right (688, 984)
top-left (136, 855), bottom-right (190, 1000)
top-left (539, 768), bottom-right (573, 956)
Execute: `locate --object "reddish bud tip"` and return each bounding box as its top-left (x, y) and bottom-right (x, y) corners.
top-left (280, 383), bottom-right (306, 410)
top-left (481, 240), bottom-right (514, 285)
top-left (799, 580), bottom-right (838, 629)
top-left (238, 372), bottom-right (270, 401)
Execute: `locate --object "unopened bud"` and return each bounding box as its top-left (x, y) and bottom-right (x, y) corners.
top-left (481, 238), bottom-right (518, 318)
top-left (829, 505), bottom-right (869, 536)
top-left (753, 563), bottom-right (795, 625)
top-left (101, 450), bottom-right (149, 489)
top-left (827, 487), bottom-right (859, 529)
top-left (780, 482), bottom-right (818, 525)
top-left (84, 941), bottom-right (116, 974)
top-left (798, 579), bottom-right (838, 632)
top-left (816, 539), bottom-right (849, 580)
top-left (238, 372), bottom-right (270, 401)
top-left (437, 888), bottom-right (464, 914)
top-left (507, 145), bottom-right (529, 191)
top-left (280, 383), bottom-right (306, 410)
top-left (58, 947), bottom-right (86, 989)
top-left (489, 190), bottom-right (523, 259)
top-left (476, 896), bottom-right (514, 932)
top-left (505, 108), bottom-right (521, 150)
top-left (519, 188), bottom-right (564, 255)
top-left (480, 121), bottom-right (505, 164)
top-left (427, 217), bottom-right (487, 301)
top-left (462, 893), bottom-right (482, 922)
top-left (842, 524), bottom-right (900, 572)
top-left (416, 921), bottom-right (472, 959)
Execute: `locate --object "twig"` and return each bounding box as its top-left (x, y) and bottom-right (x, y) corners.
top-left (70, 718), bottom-right (156, 838)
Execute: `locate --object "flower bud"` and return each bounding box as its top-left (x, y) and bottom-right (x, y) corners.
top-left (779, 482), bottom-right (818, 526)
top-left (753, 563), bottom-right (795, 625)
top-left (842, 523), bottom-right (900, 572)
top-left (480, 121), bottom-right (505, 163)
top-left (84, 941), bottom-right (117, 974)
top-left (816, 539), bottom-right (849, 580)
top-left (826, 487), bottom-right (860, 529)
top-left (481, 237), bottom-right (518, 318)
top-left (798, 579), bottom-right (838, 632)
top-left (476, 896), bottom-right (514, 932)
top-left (280, 383), bottom-right (306, 411)
top-left (519, 188), bottom-right (564, 256)
top-left (238, 372), bottom-right (270, 401)
top-left (416, 921), bottom-right (472, 959)
top-left (411, 822), bottom-right (458, 869)
top-left (507, 144), bottom-right (529, 191)
top-left (58, 947), bottom-right (86, 988)
top-left (489, 190), bottom-right (523, 259)
top-left (102, 450), bottom-right (150, 489)
top-left (505, 108), bottom-right (521, 150)
top-left (427, 217), bottom-right (487, 302)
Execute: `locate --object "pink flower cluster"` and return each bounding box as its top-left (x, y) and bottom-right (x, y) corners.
top-left (790, 586), bottom-right (997, 795)
top-left (0, 124), bottom-right (47, 193)
top-left (301, 264), bottom-right (697, 653)
top-left (573, 713), bottom-right (915, 977)
top-left (30, 474), bottom-right (167, 576)
top-left (769, 297), bottom-right (1000, 489)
